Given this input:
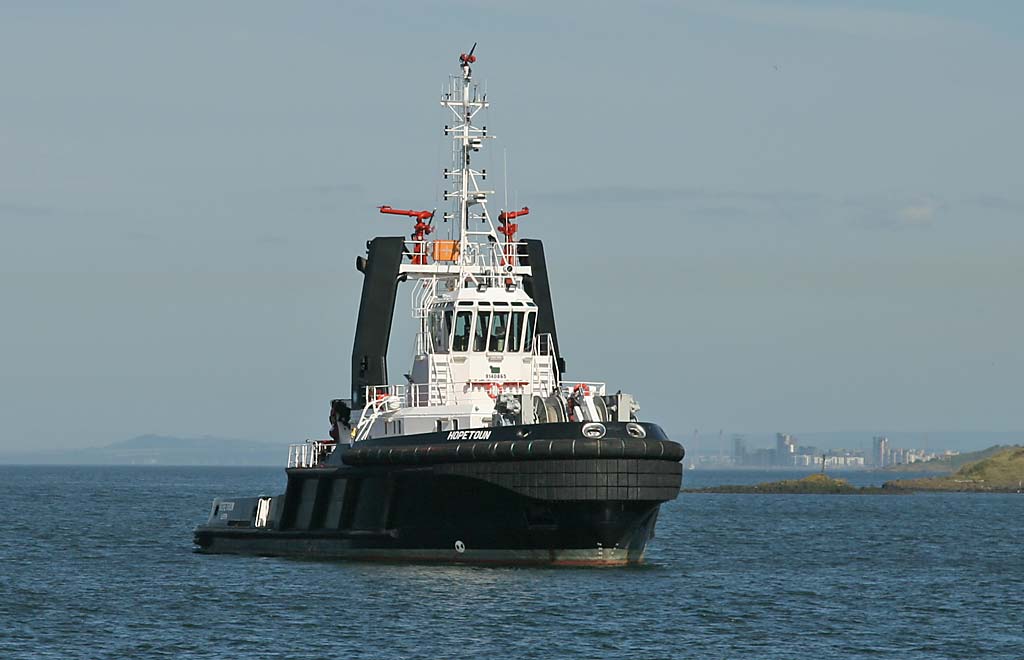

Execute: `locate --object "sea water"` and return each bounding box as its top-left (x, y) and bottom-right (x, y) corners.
top-left (1, 466), bottom-right (1021, 659)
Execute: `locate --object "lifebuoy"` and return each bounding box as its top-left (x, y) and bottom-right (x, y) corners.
top-left (572, 383), bottom-right (591, 397)
top-left (487, 383), bottom-right (503, 399)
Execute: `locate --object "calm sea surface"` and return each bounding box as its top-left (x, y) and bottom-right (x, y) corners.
top-left (1, 466), bottom-right (1021, 659)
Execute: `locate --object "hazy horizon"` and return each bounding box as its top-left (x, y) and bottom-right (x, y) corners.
top-left (2, 2), bottom-right (1022, 452)
top-left (2, 430), bottom-right (1021, 460)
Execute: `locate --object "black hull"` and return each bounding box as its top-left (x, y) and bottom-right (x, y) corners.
top-left (195, 499), bottom-right (662, 566)
top-left (194, 423), bottom-right (683, 566)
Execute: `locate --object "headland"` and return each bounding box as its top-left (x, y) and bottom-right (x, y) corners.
top-left (883, 446), bottom-right (1024, 492)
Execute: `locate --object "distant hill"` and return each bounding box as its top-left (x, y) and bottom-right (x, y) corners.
top-left (881, 445), bottom-right (1015, 473)
top-left (885, 446), bottom-right (1024, 492)
top-left (0, 434), bottom-right (288, 466)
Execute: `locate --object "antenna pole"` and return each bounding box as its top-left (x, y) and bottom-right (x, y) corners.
top-left (443, 45), bottom-right (500, 277)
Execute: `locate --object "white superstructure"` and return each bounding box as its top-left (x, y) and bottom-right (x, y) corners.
top-left (291, 48), bottom-right (640, 464)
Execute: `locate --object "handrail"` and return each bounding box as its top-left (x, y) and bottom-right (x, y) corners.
top-left (287, 440), bottom-right (337, 468)
top-left (559, 380), bottom-right (607, 397)
top-left (534, 333), bottom-right (555, 356)
top-left (401, 239), bottom-right (528, 269)
top-left (364, 384), bottom-right (407, 402)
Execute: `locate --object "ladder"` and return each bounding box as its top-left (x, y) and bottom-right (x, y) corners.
top-left (429, 356), bottom-right (455, 405)
top-left (531, 355), bottom-right (557, 397)
top-left (531, 334), bottom-right (558, 396)
top-left (411, 278), bottom-right (437, 319)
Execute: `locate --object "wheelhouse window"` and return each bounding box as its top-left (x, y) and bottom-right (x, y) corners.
top-left (428, 309), bottom-right (449, 354)
top-left (489, 312), bottom-right (509, 352)
top-left (452, 311), bottom-right (472, 352)
top-left (509, 311), bottom-right (525, 352)
top-left (523, 311), bottom-right (537, 351)
top-left (473, 310), bottom-right (491, 352)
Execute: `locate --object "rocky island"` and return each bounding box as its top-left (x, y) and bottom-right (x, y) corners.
top-left (684, 473), bottom-right (893, 495)
top-left (883, 446), bottom-right (1024, 492)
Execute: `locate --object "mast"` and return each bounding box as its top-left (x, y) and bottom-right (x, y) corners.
top-left (378, 46), bottom-right (531, 285)
top-left (442, 44), bottom-right (500, 279)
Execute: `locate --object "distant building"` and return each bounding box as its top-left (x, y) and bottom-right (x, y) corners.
top-left (732, 436), bottom-right (747, 465)
top-left (792, 454), bottom-right (821, 467)
top-left (824, 453), bottom-right (866, 468)
top-left (750, 448), bottom-right (775, 467)
top-left (775, 433), bottom-right (797, 466)
top-left (716, 432), bottom-right (952, 471)
top-left (872, 436), bottom-right (890, 467)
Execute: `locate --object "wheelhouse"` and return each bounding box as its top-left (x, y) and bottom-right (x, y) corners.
top-left (426, 298), bottom-right (538, 355)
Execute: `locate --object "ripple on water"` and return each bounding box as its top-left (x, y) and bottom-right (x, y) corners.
top-left (1, 466), bottom-right (1022, 659)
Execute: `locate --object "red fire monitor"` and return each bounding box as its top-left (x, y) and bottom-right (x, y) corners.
top-left (379, 205), bottom-right (435, 264)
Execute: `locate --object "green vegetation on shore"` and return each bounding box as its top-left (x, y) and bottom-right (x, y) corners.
top-left (685, 473), bottom-right (893, 495)
top-left (884, 446), bottom-right (1024, 492)
top-left (881, 445), bottom-right (1016, 473)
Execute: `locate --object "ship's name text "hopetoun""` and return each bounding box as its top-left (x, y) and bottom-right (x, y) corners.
top-left (447, 430), bottom-right (493, 441)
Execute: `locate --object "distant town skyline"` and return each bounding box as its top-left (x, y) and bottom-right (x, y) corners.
top-left (680, 430), bottom-right (1022, 460)
top-left (2, 1), bottom-right (1023, 451)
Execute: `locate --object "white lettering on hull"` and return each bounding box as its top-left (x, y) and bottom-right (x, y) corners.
top-left (446, 430), bottom-right (493, 441)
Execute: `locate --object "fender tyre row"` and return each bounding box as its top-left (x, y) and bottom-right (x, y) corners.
top-left (342, 436), bottom-right (684, 467)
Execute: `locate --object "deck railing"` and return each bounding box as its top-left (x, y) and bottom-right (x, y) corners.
top-left (287, 440), bottom-right (337, 469)
top-left (364, 382), bottom-right (456, 409)
top-left (558, 381), bottom-right (607, 397)
top-left (401, 239), bottom-right (527, 269)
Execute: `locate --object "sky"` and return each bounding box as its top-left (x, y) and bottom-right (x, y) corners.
top-left (1, 1), bottom-right (1022, 451)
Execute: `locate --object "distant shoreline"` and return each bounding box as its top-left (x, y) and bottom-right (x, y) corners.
top-left (0, 434), bottom-right (289, 467)
top-left (0, 462), bottom-right (280, 468)
top-left (683, 474), bottom-right (899, 495)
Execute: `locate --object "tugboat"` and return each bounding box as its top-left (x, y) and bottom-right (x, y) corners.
top-left (193, 46), bottom-right (684, 565)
